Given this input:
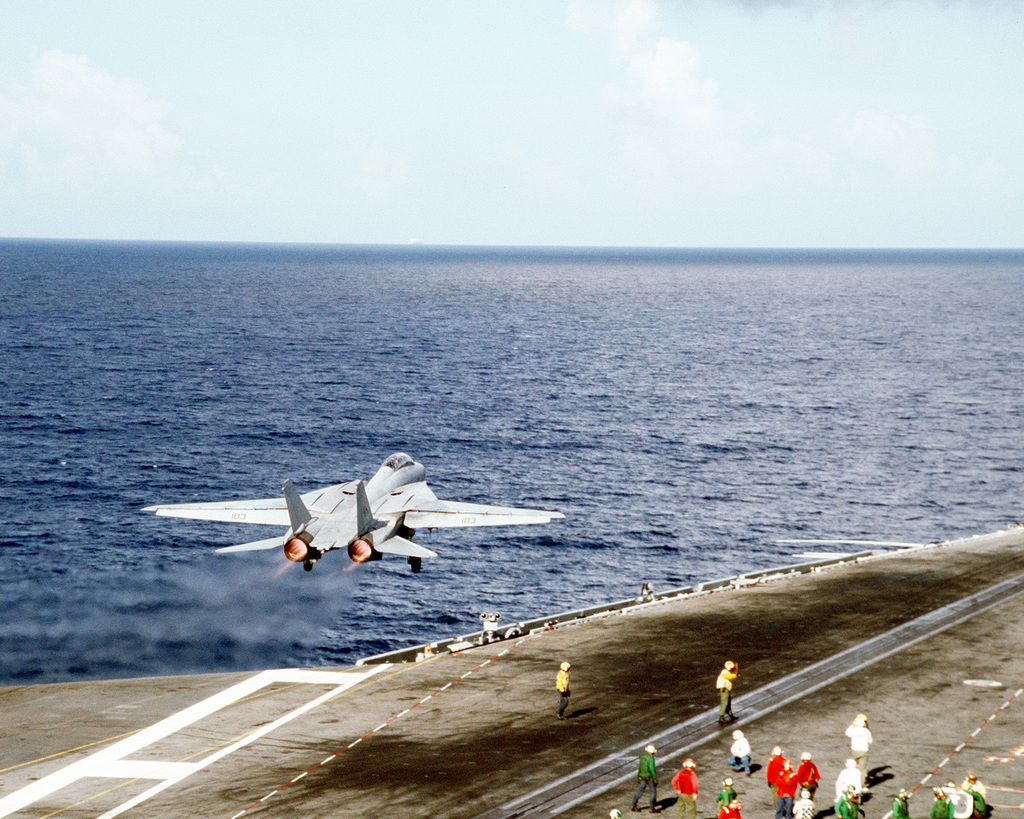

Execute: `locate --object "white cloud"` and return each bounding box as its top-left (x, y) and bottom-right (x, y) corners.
top-left (0, 50), bottom-right (219, 200)
top-left (626, 36), bottom-right (721, 132)
top-left (834, 108), bottom-right (936, 180)
top-left (568, 0), bottom-right (722, 135)
top-left (567, 0), bottom-right (655, 52)
top-left (565, 0), bottom-right (1014, 245)
top-left (611, 0), bottom-right (659, 57)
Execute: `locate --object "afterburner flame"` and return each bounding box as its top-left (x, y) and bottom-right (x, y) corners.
top-left (348, 539), bottom-right (373, 563)
top-left (283, 538), bottom-right (309, 562)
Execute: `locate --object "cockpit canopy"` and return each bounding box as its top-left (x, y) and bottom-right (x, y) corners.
top-left (384, 452), bottom-right (415, 471)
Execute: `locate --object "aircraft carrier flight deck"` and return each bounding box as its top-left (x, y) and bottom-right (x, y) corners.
top-left (3, 527), bottom-right (1024, 818)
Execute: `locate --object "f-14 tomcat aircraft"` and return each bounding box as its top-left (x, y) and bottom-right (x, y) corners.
top-left (144, 452), bottom-right (564, 573)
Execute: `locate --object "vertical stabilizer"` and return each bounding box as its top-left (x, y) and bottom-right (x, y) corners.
top-left (355, 480), bottom-right (375, 536)
top-left (282, 479), bottom-right (312, 531)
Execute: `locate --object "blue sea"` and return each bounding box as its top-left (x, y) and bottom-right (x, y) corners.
top-left (1, 241), bottom-right (1023, 686)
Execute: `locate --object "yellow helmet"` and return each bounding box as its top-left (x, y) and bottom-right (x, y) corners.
top-left (560, 662), bottom-right (571, 671)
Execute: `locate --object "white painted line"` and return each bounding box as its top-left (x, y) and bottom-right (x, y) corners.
top-left (0, 666), bottom-right (388, 819)
top-left (232, 635), bottom-right (532, 817)
top-left (95, 671), bottom-right (387, 819)
top-left (101, 760), bottom-right (201, 780)
top-left (95, 670), bottom-right (386, 819)
top-left (271, 669), bottom-right (368, 684)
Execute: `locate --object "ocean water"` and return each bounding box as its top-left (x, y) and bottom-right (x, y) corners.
top-left (1, 240), bottom-right (1023, 686)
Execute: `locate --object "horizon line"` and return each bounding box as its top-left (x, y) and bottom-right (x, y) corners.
top-left (2, 237), bottom-right (1022, 254)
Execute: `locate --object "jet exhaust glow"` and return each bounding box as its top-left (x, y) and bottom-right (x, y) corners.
top-left (283, 538), bottom-right (309, 563)
top-left (348, 539), bottom-right (373, 563)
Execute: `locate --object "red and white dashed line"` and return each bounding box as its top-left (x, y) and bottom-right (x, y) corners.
top-left (915, 687), bottom-right (1024, 791)
top-left (878, 686), bottom-right (1024, 819)
top-left (230, 637), bottom-right (532, 818)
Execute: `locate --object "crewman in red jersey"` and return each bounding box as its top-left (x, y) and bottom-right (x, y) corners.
top-left (775, 760), bottom-right (800, 819)
top-left (796, 752), bottom-right (821, 801)
top-left (718, 798), bottom-right (743, 819)
top-left (766, 747), bottom-right (789, 807)
top-left (672, 758), bottom-right (699, 819)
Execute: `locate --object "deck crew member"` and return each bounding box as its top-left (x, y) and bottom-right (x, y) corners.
top-left (632, 745), bottom-right (659, 813)
top-left (672, 758), bottom-right (698, 819)
top-left (717, 661), bottom-right (739, 724)
top-left (556, 661), bottom-right (571, 719)
top-left (845, 715), bottom-right (872, 788)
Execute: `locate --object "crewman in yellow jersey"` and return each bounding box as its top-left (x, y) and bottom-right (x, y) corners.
top-left (556, 661), bottom-right (571, 720)
top-left (716, 660), bottom-right (739, 724)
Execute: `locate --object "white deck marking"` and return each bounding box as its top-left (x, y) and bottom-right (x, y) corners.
top-left (102, 760), bottom-right (201, 780)
top-left (0, 666), bottom-right (387, 819)
top-left (231, 635), bottom-right (536, 817)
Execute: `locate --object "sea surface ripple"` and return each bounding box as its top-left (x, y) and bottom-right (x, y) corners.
top-left (1, 241), bottom-right (1022, 684)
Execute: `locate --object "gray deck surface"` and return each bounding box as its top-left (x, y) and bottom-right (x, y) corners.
top-left (3, 529), bottom-right (1024, 818)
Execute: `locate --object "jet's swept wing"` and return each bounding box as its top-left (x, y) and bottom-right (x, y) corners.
top-left (143, 453), bottom-right (564, 573)
top-left (403, 499), bottom-right (565, 529)
top-left (373, 480), bottom-right (563, 529)
top-left (143, 479), bottom-right (361, 527)
top-left (143, 498), bottom-right (289, 526)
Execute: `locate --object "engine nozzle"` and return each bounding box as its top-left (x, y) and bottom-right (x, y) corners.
top-left (348, 539), bottom-right (374, 563)
top-left (283, 537), bottom-right (309, 563)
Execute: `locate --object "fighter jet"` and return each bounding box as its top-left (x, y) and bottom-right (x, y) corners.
top-left (143, 452), bottom-right (564, 572)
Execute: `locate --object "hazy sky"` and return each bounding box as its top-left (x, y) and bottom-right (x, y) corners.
top-left (1, 1), bottom-right (1021, 247)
